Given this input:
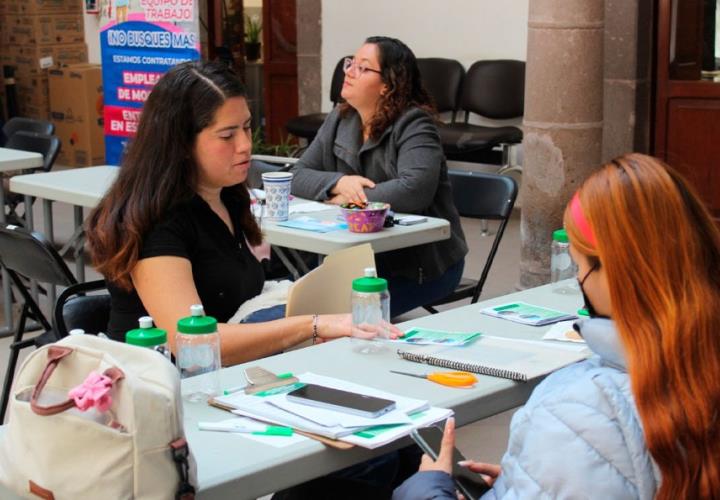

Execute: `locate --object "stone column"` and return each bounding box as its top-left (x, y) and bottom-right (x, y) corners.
top-left (520, 0), bottom-right (605, 288)
top-left (296, 0), bottom-right (322, 115)
top-left (602, 0), bottom-right (653, 160)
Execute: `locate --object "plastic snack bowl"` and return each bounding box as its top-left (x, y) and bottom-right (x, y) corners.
top-left (340, 202), bottom-right (391, 233)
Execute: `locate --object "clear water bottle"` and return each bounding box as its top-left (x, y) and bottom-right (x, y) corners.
top-left (351, 268), bottom-right (391, 354)
top-left (176, 305), bottom-right (221, 402)
top-left (125, 316), bottom-right (171, 360)
top-left (551, 229), bottom-right (579, 294)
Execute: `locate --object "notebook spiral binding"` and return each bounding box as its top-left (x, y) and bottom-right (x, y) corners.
top-left (397, 350), bottom-right (527, 382)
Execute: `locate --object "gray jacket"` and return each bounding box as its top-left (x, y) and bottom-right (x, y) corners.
top-left (290, 106), bottom-right (467, 282)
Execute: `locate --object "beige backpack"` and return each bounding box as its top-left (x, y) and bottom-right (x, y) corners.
top-left (0, 334), bottom-right (196, 499)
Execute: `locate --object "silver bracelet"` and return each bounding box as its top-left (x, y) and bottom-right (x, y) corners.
top-left (312, 314), bottom-right (319, 344)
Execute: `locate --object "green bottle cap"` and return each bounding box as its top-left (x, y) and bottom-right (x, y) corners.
top-left (352, 276), bottom-right (388, 293)
top-left (126, 316), bottom-right (167, 347)
top-left (177, 304), bottom-right (218, 334)
top-left (577, 308), bottom-right (590, 317)
top-left (553, 229), bottom-right (569, 243)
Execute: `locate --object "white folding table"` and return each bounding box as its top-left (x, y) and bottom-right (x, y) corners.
top-left (0, 282), bottom-right (584, 499)
top-left (10, 166), bottom-right (451, 280)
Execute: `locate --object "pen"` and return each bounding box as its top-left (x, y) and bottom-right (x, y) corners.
top-left (198, 421), bottom-right (294, 436)
top-left (223, 384), bottom-right (248, 395)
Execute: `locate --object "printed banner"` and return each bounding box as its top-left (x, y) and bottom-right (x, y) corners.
top-left (99, 0), bottom-right (200, 165)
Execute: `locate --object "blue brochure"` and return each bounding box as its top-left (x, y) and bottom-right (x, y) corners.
top-left (277, 216), bottom-right (347, 233)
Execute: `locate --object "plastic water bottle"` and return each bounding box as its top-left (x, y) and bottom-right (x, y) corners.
top-left (125, 316), bottom-right (171, 360)
top-left (351, 267), bottom-right (391, 354)
top-left (176, 305), bottom-right (221, 402)
top-left (550, 229), bottom-right (579, 294)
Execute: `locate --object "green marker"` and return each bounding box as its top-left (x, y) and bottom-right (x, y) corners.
top-left (253, 426), bottom-right (294, 437)
top-left (198, 421), bottom-right (293, 436)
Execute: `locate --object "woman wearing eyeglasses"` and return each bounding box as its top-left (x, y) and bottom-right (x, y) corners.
top-left (290, 36), bottom-right (468, 317)
top-left (394, 154), bottom-right (720, 499)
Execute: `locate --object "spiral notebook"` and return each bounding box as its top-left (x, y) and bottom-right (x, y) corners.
top-left (396, 335), bottom-right (589, 382)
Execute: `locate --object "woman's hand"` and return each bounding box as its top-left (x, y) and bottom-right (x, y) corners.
top-left (418, 418), bottom-right (501, 488)
top-left (327, 194), bottom-right (349, 206)
top-left (315, 314), bottom-right (404, 341)
top-left (457, 461), bottom-right (501, 487)
top-left (419, 417), bottom-right (456, 475)
top-left (330, 175), bottom-right (376, 205)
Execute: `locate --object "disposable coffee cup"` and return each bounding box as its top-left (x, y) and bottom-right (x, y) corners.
top-left (261, 172), bottom-right (293, 221)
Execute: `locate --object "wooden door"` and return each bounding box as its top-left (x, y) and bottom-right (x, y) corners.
top-left (262, 0), bottom-right (298, 144)
top-left (654, 0), bottom-right (720, 217)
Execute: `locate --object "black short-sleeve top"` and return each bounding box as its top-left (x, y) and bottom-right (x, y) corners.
top-left (106, 188), bottom-right (265, 341)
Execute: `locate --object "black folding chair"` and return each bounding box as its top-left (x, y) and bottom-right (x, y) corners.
top-left (0, 223), bottom-right (76, 421)
top-left (3, 131), bottom-right (62, 224)
top-left (424, 170), bottom-right (518, 313)
top-left (53, 279), bottom-right (111, 339)
top-left (1, 117), bottom-right (54, 146)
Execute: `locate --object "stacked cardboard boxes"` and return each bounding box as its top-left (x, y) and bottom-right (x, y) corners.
top-left (1, 0), bottom-right (87, 119)
top-left (49, 64), bottom-right (104, 166)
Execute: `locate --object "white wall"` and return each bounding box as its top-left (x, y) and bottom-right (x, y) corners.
top-left (320, 0), bottom-right (529, 112)
top-left (84, 11), bottom-right (102, 64)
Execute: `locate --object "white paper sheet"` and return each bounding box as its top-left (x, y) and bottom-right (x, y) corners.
top-left (541, 321), bottom-right (586, 344)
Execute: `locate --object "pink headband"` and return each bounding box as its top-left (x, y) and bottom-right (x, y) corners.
top-left (570, 193), bottom-right (597, 247)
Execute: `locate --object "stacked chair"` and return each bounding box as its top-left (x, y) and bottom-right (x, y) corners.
top-left (417, 58), bottom-right (525, 173)
top-left (1, 117), bottom-right (62, 225)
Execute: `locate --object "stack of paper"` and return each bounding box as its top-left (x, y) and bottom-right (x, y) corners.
top-left (213, 372), bottom-right (452, 449)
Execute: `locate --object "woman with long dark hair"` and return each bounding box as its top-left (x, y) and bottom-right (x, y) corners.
top-left (291, 37), bottom-right (468, 317)
top-left (394, 154), bottom-right (720, 499)
top-left (87, 61), bottom-right (379, 365)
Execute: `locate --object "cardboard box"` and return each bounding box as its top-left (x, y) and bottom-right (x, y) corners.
top-left (5, 14), bottom-right (84, 45)
top-left (15, 74), bottom-right (49, 108)
top-left (49, 64), bottom-right (104, 166)
top-left (6, 0), bottom-right (82, 15)
top-left (17, 101), bottom-right (50, 119)
top-left (10, 43), bottom-right (88, 76)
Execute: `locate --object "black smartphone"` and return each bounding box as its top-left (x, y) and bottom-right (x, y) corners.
top-left (410, 425), bottom-right (490, 500)
top-left (286, 383), bottom-right (396, 418)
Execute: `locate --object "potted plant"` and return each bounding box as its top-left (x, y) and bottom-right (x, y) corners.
top-left (245, 14), bottom-right (262, 62)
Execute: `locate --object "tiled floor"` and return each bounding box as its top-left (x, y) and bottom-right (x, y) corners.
top-left (0, 181), bottom-right (520, 476)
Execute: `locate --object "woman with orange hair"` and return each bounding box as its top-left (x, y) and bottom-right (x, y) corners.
top-left (395, 153), bottom-right (720, 499)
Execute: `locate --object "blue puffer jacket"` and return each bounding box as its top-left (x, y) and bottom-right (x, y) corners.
top-left (393, 319), bottom-right (661, 499)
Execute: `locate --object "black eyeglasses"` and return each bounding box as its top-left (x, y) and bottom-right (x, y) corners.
top-left (343, 57), bottom-right (382, 77)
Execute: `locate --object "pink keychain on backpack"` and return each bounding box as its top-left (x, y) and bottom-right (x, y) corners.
top-left (68, 372), bottom-right (114, 412)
